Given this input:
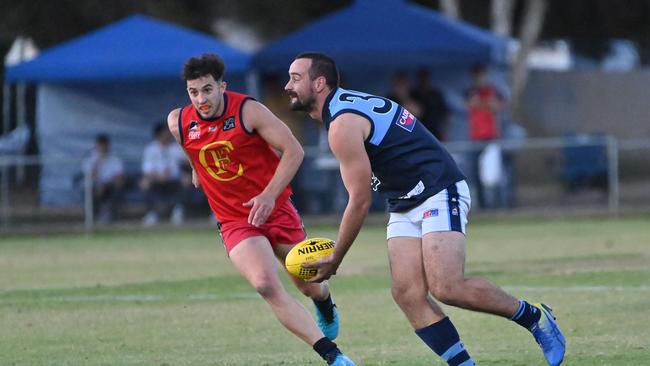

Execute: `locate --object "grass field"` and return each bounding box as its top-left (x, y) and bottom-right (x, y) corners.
top-left (1, 215), bottom-right (649, 365)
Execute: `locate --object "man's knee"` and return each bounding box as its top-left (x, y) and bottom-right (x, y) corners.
top-left (429, 281), bottom-right (463, 306)
top-left (251, 277), bottom-right (282, 300)
top-left (296, 282), bottom-right (323, 298)
top-left (391, 282), bottom-right (427, 306)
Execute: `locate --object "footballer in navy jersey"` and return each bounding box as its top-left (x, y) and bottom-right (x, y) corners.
top-left (321, 87), bottom-right (465, 212)
top-left (286, 53), bottom-right (565, 366)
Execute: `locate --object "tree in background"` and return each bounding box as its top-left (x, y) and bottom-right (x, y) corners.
top-left (2, 0), bottom-right (649, 132)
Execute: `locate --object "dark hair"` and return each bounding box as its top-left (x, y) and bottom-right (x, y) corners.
top-left (183, 53), bottom-right (226, 81)
top-left (294, 52), bottom-right (339, 89)
top-left (95, 133), bottom-right (109, 144)
top-left (471, 64), bottom-right (487, 75)
top-left (153, 122), bottom-right (167, 137)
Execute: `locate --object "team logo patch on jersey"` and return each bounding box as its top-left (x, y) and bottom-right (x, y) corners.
top-left (423, 209), bottom-right (439, 219)
top-left (188, 120), bottom-right (201, 140)
top-left (223, 117), bottom-right (235, 131)
top-left (396, 109), bottom-right (416, 132)
top-left (199, 140), bottom-right (244, 182)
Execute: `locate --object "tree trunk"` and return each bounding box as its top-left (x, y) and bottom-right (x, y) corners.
top-left (440, 0), bottom-right (460, 19)
top-left (511, 0), bottom-right (547, 119)
top-left (491, 0), bottom-right (515, 36)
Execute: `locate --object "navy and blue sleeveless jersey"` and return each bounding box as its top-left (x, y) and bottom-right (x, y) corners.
top-left (322, 87), bottom-right (466, 212)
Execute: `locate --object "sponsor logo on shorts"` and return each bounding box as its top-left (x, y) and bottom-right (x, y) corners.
top-left (423, 209), bottom-right (439, 219)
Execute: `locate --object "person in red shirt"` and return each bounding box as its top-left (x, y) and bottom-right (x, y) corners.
top-left (166, 54), bottom-right (354, 366)
top-left (465, 64), bottom-right (504, 141)
top-left (465, 65), bottom-right (505, 208)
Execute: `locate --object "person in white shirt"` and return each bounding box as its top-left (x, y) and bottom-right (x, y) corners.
top-left (140, 122), bottom-right (186, 226)
top-left (82, 134), bottom-right (125, 224)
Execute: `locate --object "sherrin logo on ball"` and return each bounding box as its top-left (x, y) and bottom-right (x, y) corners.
top-left (285, 238), bottom-right (335, 280)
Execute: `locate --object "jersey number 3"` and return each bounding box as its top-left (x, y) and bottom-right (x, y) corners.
top-left (339, 92), bottom-right (392, 114)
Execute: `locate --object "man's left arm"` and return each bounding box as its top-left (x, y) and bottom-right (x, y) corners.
top-left (241, 100), bottom-right (304, 226)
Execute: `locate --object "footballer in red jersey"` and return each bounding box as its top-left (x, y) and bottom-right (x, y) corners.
top-left (166, 54), bottom-right (353, 366)
top-left (177, 90), bottom-right (298, 250)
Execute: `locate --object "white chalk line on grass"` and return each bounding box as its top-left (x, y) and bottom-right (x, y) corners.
top-left (1, 285), bottom-right (649, 304)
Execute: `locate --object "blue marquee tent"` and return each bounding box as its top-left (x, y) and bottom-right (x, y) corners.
top-left (3, 15), bottom-right (251, 207)
top-left (6, 14), bottom-right (250, 82)
top-left (253, 0), bottom-right (508, 73)
top-left (253, 0), bottom-right (510, 208)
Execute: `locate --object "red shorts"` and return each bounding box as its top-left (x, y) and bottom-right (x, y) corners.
top-left (219, 199), bottom-right (306, 253)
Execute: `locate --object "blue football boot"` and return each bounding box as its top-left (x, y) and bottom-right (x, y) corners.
top-left (314, 302), bottom-right (339, 340)
top-left (326, 352), bottom-right (356, 366)
top-left (530, 303), bottom-right (566, 366)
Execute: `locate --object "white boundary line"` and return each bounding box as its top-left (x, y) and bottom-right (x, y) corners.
top-left (1, 285), bottom-right (649, 304)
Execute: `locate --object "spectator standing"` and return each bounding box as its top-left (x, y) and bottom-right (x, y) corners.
top-left (464, 64), bottom-right (505, 208)
top-left (386, 71), bottom-right (422, 118)
top-left (411, 68), bottom-right (451, 142)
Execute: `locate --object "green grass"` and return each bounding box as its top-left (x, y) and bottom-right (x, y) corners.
top-left (1, 216), bottom-right (649, 365)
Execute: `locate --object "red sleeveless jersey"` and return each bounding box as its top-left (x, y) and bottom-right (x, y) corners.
top-left (178, 91), bottom-right (292, 223)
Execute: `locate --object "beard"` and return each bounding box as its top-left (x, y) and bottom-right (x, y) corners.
top-left (288, 92), bottom-right (316, 113)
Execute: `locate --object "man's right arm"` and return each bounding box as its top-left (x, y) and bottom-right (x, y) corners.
top-left (306, 113), bottom-right (373, 282)
top-left (167, 109), bottom-right (200, 188)
top-left (166, 109), bottom-right (182, 146)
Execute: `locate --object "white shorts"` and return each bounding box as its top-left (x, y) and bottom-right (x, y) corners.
top-left (387, 180), bottom-right (471, 239)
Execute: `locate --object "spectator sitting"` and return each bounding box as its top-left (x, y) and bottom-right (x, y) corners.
top-left (178, 158), bottom-right (211, 218)
top-left (82, 134), bottom-right (124, 224)
top-left (140, 122), bottom-right (186, 226)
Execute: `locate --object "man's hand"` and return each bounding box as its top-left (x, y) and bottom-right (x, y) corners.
top-left (242, 193), bottom-right (275, 227)
top-left (303, 254), bottom-right (341, 283)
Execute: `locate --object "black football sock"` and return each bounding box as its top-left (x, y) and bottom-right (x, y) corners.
top-left (313, 337), bottom-right (340, 362)
top-left (313, 294), bottom-right (335, 322)
top-left (510, 300), bottom-right (542, 330)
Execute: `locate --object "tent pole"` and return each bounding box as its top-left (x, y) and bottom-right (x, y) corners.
top-left (2, 83), bottom-right (10, 135)
top-left (1, 161), bottom-right (9, 228)
top-left (16, 83), bottom-right (25, 128)
top-left (84, 168), bottom-right (94, 233)
top-left (245, 71), bottom-right (260, 100)
top-left (16, 83), bottom-right (26, 183)
top-left (1, 84), bottom-right (13, 227)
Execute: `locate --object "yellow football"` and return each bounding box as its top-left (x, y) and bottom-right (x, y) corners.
top-left (285, 237), bottom-right (335, 280)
